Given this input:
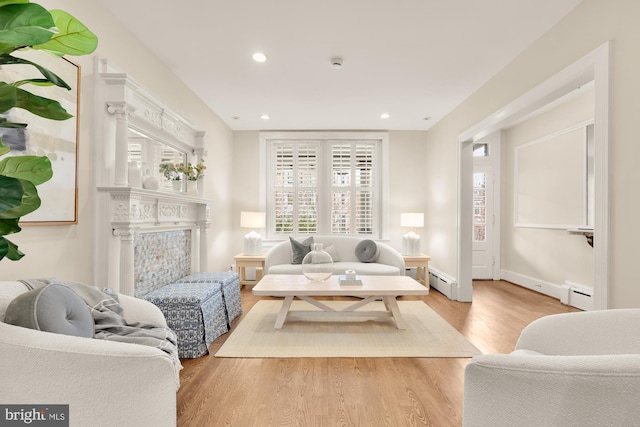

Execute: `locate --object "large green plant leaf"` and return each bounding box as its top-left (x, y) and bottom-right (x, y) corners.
top-left (33, 10), bottom-right (97, 56)
top-left (0, 140), bottom-right (9, 155)
top-left (4, 237), bottom-right (24, 260)
top-left (0, 154), bottom-right (52, 185)
top-left (0, 174), bottom-right (23, 213)
top-left (0, 81), bottom-right (16, 112)
top-left (0, 218), bottom-right (20, 235)
top-left (0, 1), bottom-right (30, 8)
top-left (14, 78), bottom-right (54, 87)
top-left (0, 236), bottom-right (8, 260)
top-left (14, 85), bottom-right (72, 120)
top-left (0, 235), bottom-right (23, 260)
top-left (0, 3), bottom-right (54, 46)
top-left (0, 178), bottom-right (39, 218)
top-left (0, 54), bottom-right (71, 89)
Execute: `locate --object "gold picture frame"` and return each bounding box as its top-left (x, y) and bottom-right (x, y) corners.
top-left (0, 51), bottom-right (80, 225)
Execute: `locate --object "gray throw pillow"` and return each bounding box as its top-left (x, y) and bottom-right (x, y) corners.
top-left (4, 284), bottom-right (94, 338)
top-left (355, 239), bottom-right (379, 263)
top-left (290, 236), bottom-right (314, 264)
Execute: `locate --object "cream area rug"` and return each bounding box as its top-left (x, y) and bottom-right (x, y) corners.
top-left (215, 300), bottom-right (481, 358)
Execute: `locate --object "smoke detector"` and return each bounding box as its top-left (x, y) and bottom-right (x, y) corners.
top-left (331, 57), bottom-right (343, 69)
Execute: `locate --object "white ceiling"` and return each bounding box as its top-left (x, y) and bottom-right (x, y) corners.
top-left (97, 0), bottom-right (582, 131)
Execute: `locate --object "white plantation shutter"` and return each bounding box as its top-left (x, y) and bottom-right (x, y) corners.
top-left (272, 142), bottom-right (319, 235)
top-left (355, 143), bottom-right (376, 234)
top-left (296, 143), bottom-right (318, 234)
top-left (273, 143), bottom-right (294, 234)
top-left (267, 134), bottom-right (382, 238)
top-left (330, 141), bottom-right (377, 235)
top-left (331, 144), bottom-right (351, 234)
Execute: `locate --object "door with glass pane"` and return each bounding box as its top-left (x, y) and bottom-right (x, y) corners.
top-left (472, 163), bottom-right (494, 279)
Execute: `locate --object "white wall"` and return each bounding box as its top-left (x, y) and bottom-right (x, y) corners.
top-left (426, 0), bottom-right (640, 308)
top-left (502, 86), bottom-right (594, 290)
top-left (0, 0), bottom-right (234, 281)
top-left (231, 131), bottom-right (263, 258)
top-left (230, 130), bottom-right (429, 257)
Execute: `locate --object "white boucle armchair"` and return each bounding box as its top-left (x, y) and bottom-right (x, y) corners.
top-left (0, 281), bottom-right (177, 427)
top-left (463, 308), bottom-right (640, 427)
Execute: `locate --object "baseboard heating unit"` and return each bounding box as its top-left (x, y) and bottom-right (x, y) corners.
top-left (560, 281), bottom-right (594, 311)
top-left (428, 268), bottom-right (457, 300)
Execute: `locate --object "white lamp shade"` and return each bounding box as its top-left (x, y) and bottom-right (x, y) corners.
top-left (401, 213), bottom-right (424, 228)
top-left (241, 211), bottom-right (266, 229)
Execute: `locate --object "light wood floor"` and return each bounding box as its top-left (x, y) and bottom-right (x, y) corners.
top-left (177, 280), bottom-right (579, 427)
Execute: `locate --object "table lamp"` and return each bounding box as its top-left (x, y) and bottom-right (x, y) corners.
top-left (241, 211), bottom-right (266, 256)
top-left (401, 213), bottom-right (424, 256)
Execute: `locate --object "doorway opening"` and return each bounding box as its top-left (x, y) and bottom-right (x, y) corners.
top-left (457, 42), bottom-right (610, 308)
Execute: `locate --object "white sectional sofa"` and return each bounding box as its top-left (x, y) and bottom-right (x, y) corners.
top-left (264, 236), bottom-right (405, 276)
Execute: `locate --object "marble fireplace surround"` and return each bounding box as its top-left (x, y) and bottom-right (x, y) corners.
top-left (100, 187), bottom-right (211, 296)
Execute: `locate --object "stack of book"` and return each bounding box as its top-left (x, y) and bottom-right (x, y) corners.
top-left (338, 274), bottom-right (362, 286)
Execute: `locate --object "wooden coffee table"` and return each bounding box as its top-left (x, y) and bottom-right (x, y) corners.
top-left (252, 274), bottom-right (429, 329)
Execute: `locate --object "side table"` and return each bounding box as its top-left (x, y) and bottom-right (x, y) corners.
top-left (402, 254), bottom-right (431, 287)
top-left (234, 253), bottom-right (266, 287)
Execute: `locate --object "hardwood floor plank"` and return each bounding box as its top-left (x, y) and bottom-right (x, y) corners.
top-left (176, 280), bottom-right (579, 426)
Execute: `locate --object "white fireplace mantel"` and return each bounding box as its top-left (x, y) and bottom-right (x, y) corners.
top-left (93, 58), bottom-right (211, 295)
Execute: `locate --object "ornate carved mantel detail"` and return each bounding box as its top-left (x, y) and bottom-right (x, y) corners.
top-left (94, 58), bottom-right (211, 296)
top-left (98, 186), bottom-right (212, 295)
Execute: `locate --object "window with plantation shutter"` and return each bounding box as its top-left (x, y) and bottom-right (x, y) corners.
top-left (265, 132), bottom-right (386, 239)
top-left (330, 142), bottom-right (377, 235)
top-left (272, 142), bottom-right (319, 234)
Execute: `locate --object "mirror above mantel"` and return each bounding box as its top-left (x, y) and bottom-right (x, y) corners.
top-left (127, 128), bottom-right (187, 192)
top-left (93, 57), bottom-right (211, 296)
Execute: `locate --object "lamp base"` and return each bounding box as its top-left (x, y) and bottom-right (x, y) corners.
top-left (244, 231), bottom-right (262, 256)
top-left (402, 231), bottom-right (421, 256)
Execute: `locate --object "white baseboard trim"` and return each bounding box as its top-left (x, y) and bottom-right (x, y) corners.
top-left (499, 270), bottom-right (562, 300)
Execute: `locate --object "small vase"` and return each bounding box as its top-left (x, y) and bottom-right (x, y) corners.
top-left (172, 180), bottom-right (183, 192)
top-left (187, 180), bottom-right (198, 195)
top-left (128, 161), bottom-right (143, 188)
top-left (302, 243), bottom-right (334, 282)
top-left (142, 169), bottom-right (160, 190)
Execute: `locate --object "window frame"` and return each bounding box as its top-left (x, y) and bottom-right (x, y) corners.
top-left (260, 131), bottom-right (389, 241)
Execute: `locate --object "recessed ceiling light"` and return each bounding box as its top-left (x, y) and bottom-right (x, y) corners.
top-left (380, 113), bottom-right (390, 119)
top-left (260, 114), bottom-right (270, 120)
top-left (252, 52), bottom-right (267, 63)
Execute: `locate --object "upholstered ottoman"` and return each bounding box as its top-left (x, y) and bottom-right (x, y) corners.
top-left (176, 272), bottom-right (243, 327)
top-left (143, 282), bottom-right (229, 358)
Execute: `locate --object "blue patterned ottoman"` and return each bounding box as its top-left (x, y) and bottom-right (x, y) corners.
top-left (143, 282), bottom-right (229, 358)
top-left (176, 272), bottom-right (243, 327)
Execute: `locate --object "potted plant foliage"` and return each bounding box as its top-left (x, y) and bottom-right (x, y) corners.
top-left (0, 0), bottom-right (98, 261)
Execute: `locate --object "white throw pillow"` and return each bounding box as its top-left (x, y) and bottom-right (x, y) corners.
top-left (324, 243), bottom-right (340, 262)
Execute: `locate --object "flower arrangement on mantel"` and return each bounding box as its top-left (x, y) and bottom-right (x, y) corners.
top-left (159, 160), bottom-right (206, 181)
top-left (180, 160), bottom-right (206, 181)
top-left (159, 162), bottom-right (182, 181)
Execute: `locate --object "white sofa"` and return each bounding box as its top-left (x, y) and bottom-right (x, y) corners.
top-left (463, 309), bottom-right (640, 427)
top-left (0, 280), bottom-right (177, 427)
top-left (264, 236), bottom-right (405, 276)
